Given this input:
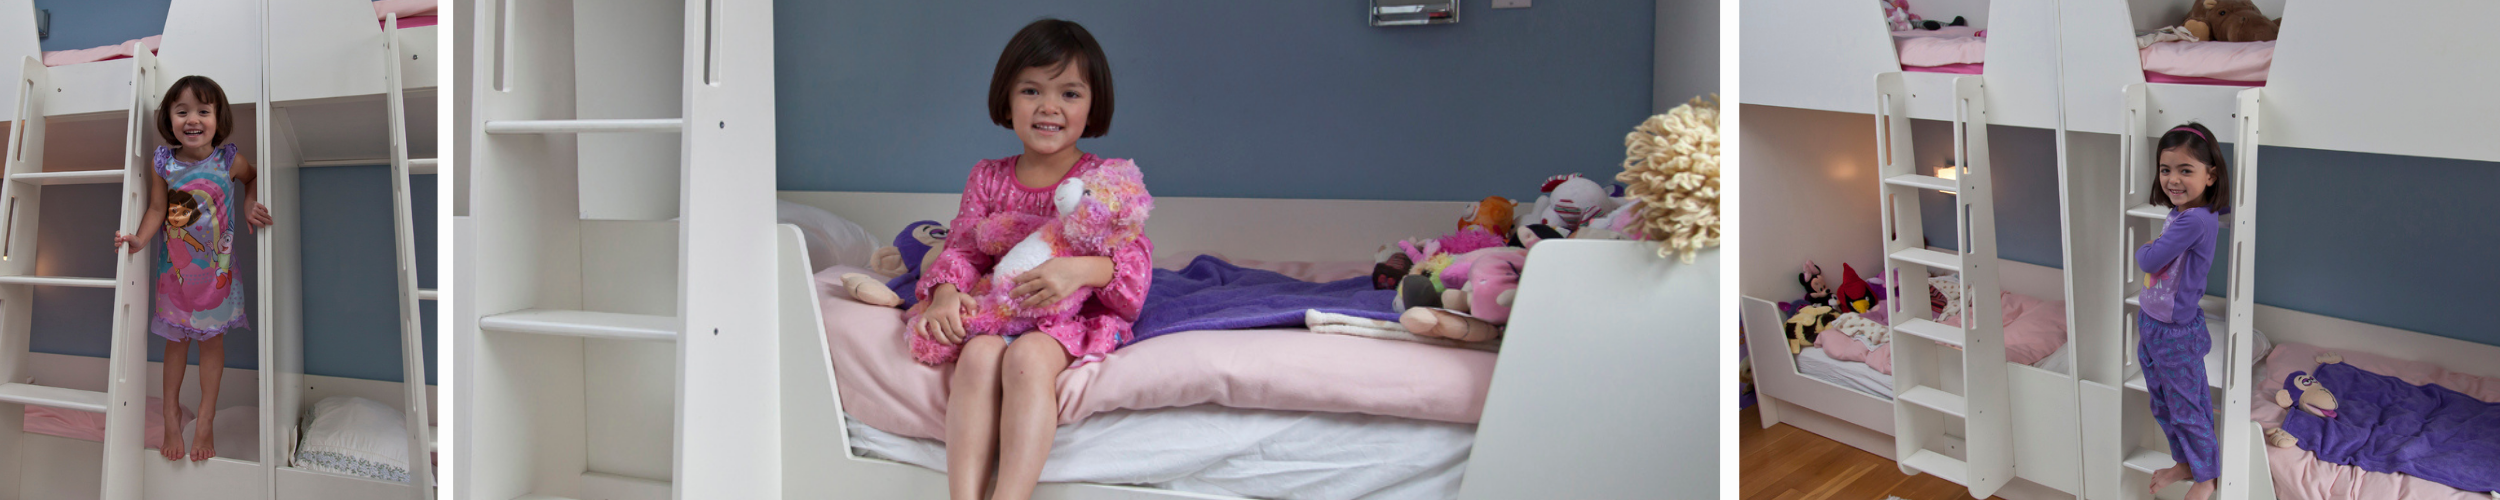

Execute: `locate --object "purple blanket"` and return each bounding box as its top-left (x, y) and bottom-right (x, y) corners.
top-left (2281, 362), bottom-right (2500, 492)
top-left (1129, 255), bottom-right (1400, 344)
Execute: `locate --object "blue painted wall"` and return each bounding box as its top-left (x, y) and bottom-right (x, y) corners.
top-left (776, 0), bottom-right (1661, 202)
top-left (33, 0), bottom-right (172, 52)
top-left (30, 172), bottom-right (440, 385)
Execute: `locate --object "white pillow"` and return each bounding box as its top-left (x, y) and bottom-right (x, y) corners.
top-left (294, 397), bottom-right (410, 482)
top-left (777, 200), bottom-right (880, 272)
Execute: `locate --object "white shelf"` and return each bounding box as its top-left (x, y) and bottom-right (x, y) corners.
top-left (2122, 447), bottom-right (2175, 474)
top-left (0, 382), bottom-right (109, 413)
top-left (479, 309), bottom-right (679, 342)
top-left (1902, 449), bottom-right (1969, 485)
top-left (1888, 247), bottom-right (1963, 270)
top-left (483, 118), bottom-right (685, 135)
top-left (1894, 318), bottom-right (1964, 347)
top-left (1884, 173), bottom-right (1959, 192)
top-left (1899, 385), bottom-right (1967, 418)
top-left (0, 275), bottom-right (116, 288)
top-left (2126, 203), bottom-right (2169, 220)
top-left (12, 169), bottom-right (126, 185)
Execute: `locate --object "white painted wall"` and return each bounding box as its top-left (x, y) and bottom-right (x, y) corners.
top-left (1738, 104), bottom-right (1886, 302)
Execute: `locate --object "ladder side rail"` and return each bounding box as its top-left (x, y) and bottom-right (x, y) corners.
top-left (0, 54), bottom-right (48, 500)
top-left (2216, 88), bottom-right (2263, 500)
top-left (1955, 75), bottom-right (2012, 499)
top-left (100, 46), bottom-right (161, 500)
top-left (383, 14), bottom-right (437, 496)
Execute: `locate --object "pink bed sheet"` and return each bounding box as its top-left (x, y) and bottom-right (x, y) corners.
top-left (2140, 40), bottom-right (2273, 84)
top-left (815, 261), bottom-right (1496, 441)
top-left (2254, 343), bottom-right (2496, 500)
top-left (23, 396), bottom-right (190, 449)
top-left (1893, 27), bottom-right (1986, 68)
top-left (1814, 290), bottom-right (2068, 375)
top-left (41, 0), bottom-right (437, 67)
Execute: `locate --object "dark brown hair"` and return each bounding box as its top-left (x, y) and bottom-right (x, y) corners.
top-left (157, 76), bottom-right (233, 147)
top-left (2150, 121), bottom-right (2229, 212)
top-left (989, 18), bottom-right (1113, 138)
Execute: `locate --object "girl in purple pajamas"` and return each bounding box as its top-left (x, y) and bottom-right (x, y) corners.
top-left (2137, 122), bottom-right (2229, 500)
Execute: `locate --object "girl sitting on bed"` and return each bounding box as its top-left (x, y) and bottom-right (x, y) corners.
top-left (907, 18), bottom-right (1154, 500)
top-left (2137, 122), bottom-right (2228, 500)
top-left (112, 75), bottom-right (272, 462)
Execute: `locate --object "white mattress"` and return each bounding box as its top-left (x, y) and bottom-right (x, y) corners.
top-left (844, 404), bottom-right (1476, 500)
top-left (1792, 340), bottom-right (2075, 399)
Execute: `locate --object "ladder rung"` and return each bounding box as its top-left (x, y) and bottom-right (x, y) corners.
top-left (12, 169), bottom-right (126, 185)
top-left (1888, 248), bottom-right (1962, 270)
top-left (0, 275), bottom-right (116, 288)
top-left (2124, 292), bottom-right (2228, 315)
top-left (1902, 449), bottom-right (1969, 485)
top-left (510, 496), bottom-right (580, 500)
top-left (0, 382), bottom-right (109, 413)
top-left (479, 309), bottom-right (678, 342)
top-left (1898, 385), bottom-right (1967, 417)
top-left (2126, 203), bottom-right (2169, 220)
top-left (1895, 318), bottom-right (1964, 347)
top-left (418, 288), bottom-right (438, 301)
top-left (2122, 447), bottom-right (2174, 474)
top-left (484, 119), bottom-right (684, 135)
top-left (1884, 173), bottom-right (1959, 192)
top-left (408, 158), bottom-right (438, 175)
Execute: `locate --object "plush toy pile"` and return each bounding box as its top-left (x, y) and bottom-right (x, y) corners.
top-left (1620, 94), bottom-right (1720, 263)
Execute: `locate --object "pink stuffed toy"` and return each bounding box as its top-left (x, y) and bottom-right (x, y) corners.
top-left (1400, 247), bottom-right (1527, 342)
top-left (910, 160), bottom-right (1154, 365)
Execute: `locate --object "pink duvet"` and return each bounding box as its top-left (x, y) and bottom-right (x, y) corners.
top-left (2255, 343), bottom-right (2496, 500)
top-left (815, 263), bottom-right (1496, 441)
top-left (2140, 41), bottom-right (2273, 84)
top-left (1814, 290), bottom-right (2068, 375)
top-left (1893, 27), bottom-right (1986, 68)
top-left (22, 396), bottom-right (189, 449)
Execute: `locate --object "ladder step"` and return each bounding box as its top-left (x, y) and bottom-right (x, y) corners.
top-left (418, 288), bottom-right (438, 301)
top-left (2127, 203), bottom-right (2169, 220)
top-left (1898, 385), bottom-right (1967, 417)
top-left (0, 382), bottom-right (109, 413)
top-left (12, 169), bottom-right (126, 185)
top-left (484, 119), bottom-right (684, 135)
top-left (1894, 318), bottom-right (1964, 347)
top-left (1888, 247), bottom-right (1962, 270)
top-left (479, 309), bottom-right (679, 342)
top-left (2124, 292), bottom-right (2228, 314)
top-left (510, 496), bottom-right (580, 500)
top-left (0, 275), bottom-right (116, 288)
top-left (1883, 173), bottom-right (1959, 192)
top-left (1902, 449), bottom-right (1969, 485)
top-left (408, 158), bottom-right (438, 175)
top-left (2122, 447), bottom-right (2174, 474)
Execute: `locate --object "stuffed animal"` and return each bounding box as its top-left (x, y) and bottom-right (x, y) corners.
top-left (1459, 196), bottom-right (1517, 237)
top-left (2183, 0), bottom-right (2279, 43)
top-left (1523, 174), bottom-right (1614, 233)
top-left (1400, 247), bottom-right (1527, 342)
top-left (841, 221), bottom-right (947, 308)
top-left (1834, 263), bottom-right (1876, 314)
top-left (1799, 261), bottom-right (1835, 307)
top-left (1620, 95), bottom-right (1720, 262)
top-left (1783, 305), bottom-right (1838, 354)
top-left (909, 161), bottom-right (1153, 365)
top-left (2267, 352), bottom-right (2347, 448)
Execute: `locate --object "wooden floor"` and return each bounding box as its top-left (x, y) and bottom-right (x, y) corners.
top-left (1740, 406), bottom-right (2005, 500)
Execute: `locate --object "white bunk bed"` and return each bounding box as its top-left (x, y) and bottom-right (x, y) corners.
top-left (2, 0), bottom-right (440, 498)
top-left (772, 191), bottom-right (1721, 499)
top-left (2059, 1), bottom-right (2500, 499)
top-left (459, 0), bottom-right (780, 498)
top-left (1741, 0), bottom-right (2059, 128)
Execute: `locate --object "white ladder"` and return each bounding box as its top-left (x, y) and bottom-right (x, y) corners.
top-left (380, 13), bottom-right (437, 495)
top-left (1875, 72), bottom-right (2014, 499)
top-left (2111, 84), bottom-right (2268, 500)
top-left (0, 46), bottom-right (161, 500)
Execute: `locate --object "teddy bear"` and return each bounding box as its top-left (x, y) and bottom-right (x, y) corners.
top-left (840, 220), bottom-right (947, 308)
top-left (1399, 247), bottom-right (1527, 343)
top-left (2183, 0), bottom-right (2279, 43)
top-left (908, 160), bottom-right (1153, 366)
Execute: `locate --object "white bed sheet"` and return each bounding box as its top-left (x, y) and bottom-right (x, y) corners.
top-left (844, 404), bottom-right (1475, 500)
top-left (1792, 340), bottom-right (2075, 400)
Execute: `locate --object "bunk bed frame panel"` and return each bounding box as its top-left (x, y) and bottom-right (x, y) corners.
top-left (2259, 0), bottom-right (2500, 162)
top-left (267, 0), bottom-right (389, 103)
top-left (677, 0), bottom-right (786, 497)
top-left (1737, 0), bottom-right (1898, 114)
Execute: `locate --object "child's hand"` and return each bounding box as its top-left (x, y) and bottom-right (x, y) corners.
top-left (245, 202), bottom-right (272, 233)
top-left (1013, 257), bottom-right (1108, 309)
top-left (915, 286), bottom-right (971, 344)
top-left (112, 232), bottom-right (145, 254)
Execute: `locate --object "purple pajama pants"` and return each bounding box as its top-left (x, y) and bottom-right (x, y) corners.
top-left (2139, 313), bottom-right (2220, 482)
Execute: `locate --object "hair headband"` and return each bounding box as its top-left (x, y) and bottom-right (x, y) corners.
top-left (2170, 125), bottom-right (2209, 141)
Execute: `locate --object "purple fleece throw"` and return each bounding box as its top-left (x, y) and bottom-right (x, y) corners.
top-left (1129, 255), bottom-right (1401, 345)
top-left (2280, 362), bottom-right (2500, 492)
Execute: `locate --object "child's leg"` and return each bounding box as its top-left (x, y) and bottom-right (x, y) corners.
top-left (946, 335), bottom-right (1011, 500)
top-left (191, 335), bottom-right (224, 461)
top-left (159, 339), bottom-right (190, 460)
top-left (2139, 315), bottom-right (2220, 493)
top-left (992, 333), bottom-right (1071, 500)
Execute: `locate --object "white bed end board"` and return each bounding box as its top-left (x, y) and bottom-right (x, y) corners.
top-left (778, 191), bottom-right (1473, 265)
top-left (1740, 0), bottom-right (2060, 128)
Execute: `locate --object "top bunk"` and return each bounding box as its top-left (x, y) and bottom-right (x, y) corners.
top-left (1741, 0), bottom-right (2060, 128)
top-left (2063, 0), bottom-right (2500, 163)
top-left (0, 0), bottom-right (437, 121)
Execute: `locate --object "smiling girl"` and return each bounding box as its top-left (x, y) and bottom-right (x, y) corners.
top-left (2136, 122), bottom-right (2229, 500)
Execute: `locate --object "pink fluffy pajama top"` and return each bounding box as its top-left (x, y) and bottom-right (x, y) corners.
top-left (911, 153), bottom-right (1155, 364)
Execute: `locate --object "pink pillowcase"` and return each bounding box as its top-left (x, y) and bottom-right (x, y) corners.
top-left (22, 396), bottom-right (191, 449)
top-left (2140, 41), bottom-right (2273, 83)
top-left (1893, 28), bottom-right (1987, 67)
top-left (815, 265), bottom-right (1496, 441)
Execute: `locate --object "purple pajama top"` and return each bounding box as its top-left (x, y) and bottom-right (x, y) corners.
top-left (2136, 206), bottom-right (2219, 325)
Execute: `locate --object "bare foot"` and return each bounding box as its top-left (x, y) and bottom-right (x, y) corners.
top-left (2185, 479), bottom-right (2216, 500)
top-left (189, 423), bottom-right (216, 462)
top-left (159, 420), bottom-right (185, 461)
top-left (2150, 462), bottom-right (2192, 496)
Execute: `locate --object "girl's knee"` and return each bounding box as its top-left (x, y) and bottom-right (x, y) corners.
top-left (1003, 334), bottom-right (1069, 379)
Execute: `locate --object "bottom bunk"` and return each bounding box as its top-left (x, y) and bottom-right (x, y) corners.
top-left (2252, 342), bottom-right (2500, 500)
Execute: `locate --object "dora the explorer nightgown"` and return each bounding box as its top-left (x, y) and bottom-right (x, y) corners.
top-left (151, 144), bottom-right (247, 341)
